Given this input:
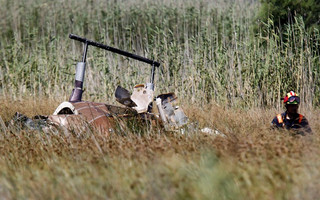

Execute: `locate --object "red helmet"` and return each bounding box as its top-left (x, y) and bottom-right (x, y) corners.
top-left (283, 91), bottom-right (300, 105)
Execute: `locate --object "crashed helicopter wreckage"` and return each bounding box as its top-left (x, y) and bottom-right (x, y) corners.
top-left (11, 34), bottom-right (188, 134)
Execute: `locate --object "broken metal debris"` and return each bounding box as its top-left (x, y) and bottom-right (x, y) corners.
top-left (10, 34), bottom-right (188, 134)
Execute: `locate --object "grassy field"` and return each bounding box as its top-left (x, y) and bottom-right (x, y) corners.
top-left (0, 0), bottom-right (320, 199)
top-left (0, 99), bottom-right (319, 199)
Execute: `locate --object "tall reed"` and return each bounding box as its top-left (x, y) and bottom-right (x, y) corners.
top-left (0, 0), bottom-right (319, 108)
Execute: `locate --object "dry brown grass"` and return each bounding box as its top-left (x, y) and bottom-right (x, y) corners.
top-left (0, 98), bottom-right (319, 199)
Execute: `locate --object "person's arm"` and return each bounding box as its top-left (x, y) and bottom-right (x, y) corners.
top-left (271, 116), bottom-right (281, 128)
top-left (300, 117), bottom-right (313, 134)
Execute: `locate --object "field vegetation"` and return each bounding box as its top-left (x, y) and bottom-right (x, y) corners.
top-left (0, 0), bottom-right (319, 199)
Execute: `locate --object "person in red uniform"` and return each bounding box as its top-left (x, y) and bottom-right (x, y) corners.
top-left (271, 91), bottom-right (312, 135)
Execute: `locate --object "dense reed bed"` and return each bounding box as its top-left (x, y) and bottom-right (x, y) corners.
top-left (0, 0), bottom-right (319, 107)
